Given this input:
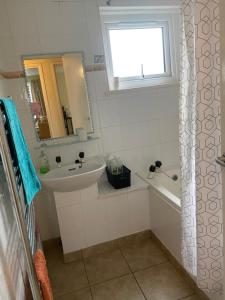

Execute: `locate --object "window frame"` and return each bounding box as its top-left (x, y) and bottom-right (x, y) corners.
top-left (100, 6), bottom-right (180, 91)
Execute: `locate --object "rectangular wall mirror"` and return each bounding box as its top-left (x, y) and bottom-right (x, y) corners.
top-left (23, 53), bottom-right (93, 141)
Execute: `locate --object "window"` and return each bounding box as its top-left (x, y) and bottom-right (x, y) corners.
top-left (100, 6), bottom-right (180, 91)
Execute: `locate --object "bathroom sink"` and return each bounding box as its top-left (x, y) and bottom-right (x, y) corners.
top-left (40, 156), bottom-right (106, 192)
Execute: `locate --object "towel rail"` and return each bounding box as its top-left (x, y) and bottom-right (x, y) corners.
top-left (0, 102), bottom-right (42, 300)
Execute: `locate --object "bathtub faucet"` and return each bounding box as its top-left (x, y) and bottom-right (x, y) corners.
top-left (148, 165), bottom-right (156, 179)
top-left (161, 170), bottom-right (178, 182)
top-left (154, 160), bottom-right (178, 181)
top-left (155, 160), bottom-right (162, 172)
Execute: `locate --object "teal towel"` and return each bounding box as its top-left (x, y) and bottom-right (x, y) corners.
top-left (0, 98), bottom-right (41, 206)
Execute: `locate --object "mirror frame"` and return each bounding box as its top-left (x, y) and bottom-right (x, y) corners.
top-left (22, 52), bottom-right (94, 143)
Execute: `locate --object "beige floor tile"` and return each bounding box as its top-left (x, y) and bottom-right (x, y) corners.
top-left (134, 262), bottom-right (194, 300)
top-left (118, 231), bottom-right (152, 248)
top-left (183, 295), bottom-right (201, 300)
top-left (64, 250), bottom-right (82, 263)
top-left (44, 238), bottom-right (64, 267)
top-left (55, 288), bottom-right (92, 300)
top-left (83, 240), bottom-right (119, 258)
top-left (92, 274), bottom-right (145, 300)
top-left (84, 249), bottom-right (130, 285)
top-left (120, 237), bottom-right (167, 271)
top-left (49, 260), bottom-right (89, 297)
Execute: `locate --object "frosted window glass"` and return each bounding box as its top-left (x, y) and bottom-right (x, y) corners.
top-left (109, 27), bottom-right (165, 78)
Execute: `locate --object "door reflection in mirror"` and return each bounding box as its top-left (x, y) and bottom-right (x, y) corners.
top-left (23, 53), bottom-right (93, 141)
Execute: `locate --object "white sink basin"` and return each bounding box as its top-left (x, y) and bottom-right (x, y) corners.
top-left (40, 156), bottom-right (106, 192)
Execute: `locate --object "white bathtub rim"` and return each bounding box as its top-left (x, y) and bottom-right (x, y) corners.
top-left (136, 171), bottom-right (181, 211)
top-left (149, 184), bottom-right (181, 212)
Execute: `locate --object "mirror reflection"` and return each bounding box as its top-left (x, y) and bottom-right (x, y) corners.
top-left (24, 53), bottom-right (93, 141)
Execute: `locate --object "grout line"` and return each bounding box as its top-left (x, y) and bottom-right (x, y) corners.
top-left (81, 251), bottom-right (94, 300)
top-left (89, 272), bottom-right (131, 288)
top-left (132, 260), bottom-right (170, 274)
top-left (177, 292), bottom-right (197, 300)
top-left (118, 247), bottom-right (148, 300)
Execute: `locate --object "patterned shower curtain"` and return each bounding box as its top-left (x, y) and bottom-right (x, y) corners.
top-left (180, 0), bottom-right (223, 294)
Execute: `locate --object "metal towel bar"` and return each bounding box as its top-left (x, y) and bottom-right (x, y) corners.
top-left (0, 101), bottom-right (42, 300)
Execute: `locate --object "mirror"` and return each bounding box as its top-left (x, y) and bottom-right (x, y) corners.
top-left (23, 53), bottom-right (93, 141)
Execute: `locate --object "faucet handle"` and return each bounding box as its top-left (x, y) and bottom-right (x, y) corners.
top-left (79, 152), bottom-right (85, 159)
top-left (149, 165), bottom-right (156, 172)
top-left (56, 156), bottom-right (61, 163)
top-left (155, 161), bottom-right (162, 168)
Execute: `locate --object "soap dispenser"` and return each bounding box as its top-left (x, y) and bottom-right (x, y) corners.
top-left (39, 150), bottom-right (50, 174)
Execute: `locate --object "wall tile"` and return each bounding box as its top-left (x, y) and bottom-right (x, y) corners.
top-left (95, 71), bottom-right (109, 100)
top-left (14, 35), bottom-right (42, 58)
top-left (160, 140), bottom-right (179, 167)
top-left (118, 93), bottom-right (159, 124)
top-left (34, 1), bottom-right (62, 37)
top-left (121, 120), bottom-right (160, 150)
top-left (98, 99), bottom-right (120, 127)
top-left (0, 36), bottom-right (19, 70)
top-left (159, 114), bottom-right (179, 144)
top-left (0, 1), bottom-right (11, 37)
top-left (6, 1), bottom-right (38, 37)
top-left (101, 126), bottom-right (123, 153)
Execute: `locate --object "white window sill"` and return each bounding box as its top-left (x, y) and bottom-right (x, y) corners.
top-left (104, 80), bottom-right (179, 96)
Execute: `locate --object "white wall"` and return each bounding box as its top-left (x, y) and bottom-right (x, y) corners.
top-left (0, 0), bottom-right (180, 240)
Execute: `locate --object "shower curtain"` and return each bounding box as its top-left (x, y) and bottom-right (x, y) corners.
top-left (180, 0), bottom-right (223, 294)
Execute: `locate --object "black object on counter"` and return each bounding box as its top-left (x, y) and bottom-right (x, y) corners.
top-left (106, 165), bottom-right (131, 189)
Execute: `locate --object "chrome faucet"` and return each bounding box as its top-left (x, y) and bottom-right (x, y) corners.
top-left (75, 152), bottom-right (85, 168)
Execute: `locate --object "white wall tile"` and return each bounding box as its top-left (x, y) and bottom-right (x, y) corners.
top-left (6, 1), bottom-right (38, 37)
top-left (121, 120), bottom-right (160, 150)
top-left (34, 1), bottom-right (62, 37)
top-left (157, 86), bottom-right (179, 117)
top-left (101, 126), bottom-right (123, 153)
top-left (160, 140), bottom-right (179, 167)
top-left (95, 71), bottom-right (109, 100)
top-left (137, 145), bottom-right (161, 173)
top-left (160, 114), bottom-right (179, 144)
top-left (0, 1), bottom-right (11, 37)
top-left (0, 36), bottom-right (19, 70)
top-left (14, 35), bottom-right (42, 57)
top-left (98, 99), bottom-right (120, 127)
top-left (85, 0), bottom-right (104, 56)
top-left (118, 91), bottom-right (159, 124)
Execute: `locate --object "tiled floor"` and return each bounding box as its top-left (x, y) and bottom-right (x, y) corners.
top-left (44, 232), bottom-right (200, 300)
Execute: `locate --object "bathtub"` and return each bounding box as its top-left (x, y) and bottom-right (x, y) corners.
top-left (137, 168), bottom-right (182, 264)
